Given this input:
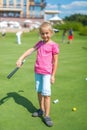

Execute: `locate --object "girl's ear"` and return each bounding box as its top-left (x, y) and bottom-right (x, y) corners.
top-left (51, 30), bottom-right (54, 36)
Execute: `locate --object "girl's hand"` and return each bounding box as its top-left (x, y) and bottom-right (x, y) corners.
top-left (16, 59), bottom-right (22, 67)
top-left (51, 75), bottom-right (55, 84)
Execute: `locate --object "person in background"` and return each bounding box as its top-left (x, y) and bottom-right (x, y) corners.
top-left (16, 30), bottom-right (23, 45)
top-left (62, 29), bottom-right (67, 43)
top-left (16, 22), bottom-right (59, 127)
top-left (68, 28), bottom-right (74, 44)
top-left (2, 29), bottom-right (6, 38)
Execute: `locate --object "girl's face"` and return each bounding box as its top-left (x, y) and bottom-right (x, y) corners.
top-left (40, 28), bottom-right (52, 42)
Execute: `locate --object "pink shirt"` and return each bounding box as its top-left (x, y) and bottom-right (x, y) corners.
top-left (34, 40), bottom-right (59, 74)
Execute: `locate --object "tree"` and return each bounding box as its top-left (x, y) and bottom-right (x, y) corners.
top-left (64, 14), bottom-right (87, 26)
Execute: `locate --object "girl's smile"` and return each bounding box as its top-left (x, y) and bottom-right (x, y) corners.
top-left (40, 29), bottom-right (52, 42)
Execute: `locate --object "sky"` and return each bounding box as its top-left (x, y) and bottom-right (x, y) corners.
top-left (45, 0), bottom-right (87, 19)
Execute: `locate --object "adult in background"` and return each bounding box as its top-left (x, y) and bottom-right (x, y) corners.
top-left (16, 30), bottom-right (23, 45)
top-left (62, 29), bottom-right (67, 43)
top-left (2, 29), bottom-right (6, 38)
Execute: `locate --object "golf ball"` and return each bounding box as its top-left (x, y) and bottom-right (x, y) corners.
top-left (72, 107), bottom-right (77, 111)
top-left (53, 99), bottom-right (59, 104)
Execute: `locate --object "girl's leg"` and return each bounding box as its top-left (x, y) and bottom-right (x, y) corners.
top-left (38, 93), bottom-right (51, 117)
top-left (38, 92), bottom-right (45, 112)
top-left (44, 96), bottom-right (50, 117)
top-left (42, 74), bottom-right (51, 117)
top-left (32, 93), bottom-right (44, 117)
top-left (43, 96), bottom-right (53, 127)
top-left (38, 93), bottom-right (50, 116)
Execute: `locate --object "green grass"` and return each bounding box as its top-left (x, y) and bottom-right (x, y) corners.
top-left (0, 30), bottom-right (87, 130)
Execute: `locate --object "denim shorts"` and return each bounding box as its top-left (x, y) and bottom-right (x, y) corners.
top-left (35, 73), bottom-right (51, 96)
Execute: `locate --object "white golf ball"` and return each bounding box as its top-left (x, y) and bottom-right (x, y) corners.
top-left (85, 78), bottom-right (87, 80)
top-left (53, 99), bottom-right (59, 104)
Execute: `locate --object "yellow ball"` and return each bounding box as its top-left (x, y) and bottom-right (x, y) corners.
top-left (72, 107), bottom-right (77, 111)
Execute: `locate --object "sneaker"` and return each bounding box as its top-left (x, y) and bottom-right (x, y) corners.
top-left (43, 116), bottom-right (53, 127)
top-left (32, 109), bottom-right (43, 117)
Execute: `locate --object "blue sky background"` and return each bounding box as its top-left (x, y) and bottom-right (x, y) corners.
top-left (45, 0), bottom-right (87, 19)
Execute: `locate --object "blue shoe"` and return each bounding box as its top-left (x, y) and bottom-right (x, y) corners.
top-left (44, 116), bottom-right (53, 127)
top-left (32, 109), bottom-right (44, 117)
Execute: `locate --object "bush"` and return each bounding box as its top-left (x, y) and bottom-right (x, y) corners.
top-left (79, 26), bottom-right (87, 36)
top-left (53, 21), bottom-right (83, 31)
top-left (53, 21), bottom-right (87, 36)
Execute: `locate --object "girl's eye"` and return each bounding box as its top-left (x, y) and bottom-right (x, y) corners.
top-left (41, 33), bottom-right (44, 35)
top-left (41, 32), bottom-right (49, 35)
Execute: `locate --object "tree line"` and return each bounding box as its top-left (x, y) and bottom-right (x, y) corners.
top-left (64, 14), bottom-right (87, 26)
top-left (53, 14), bottom-right (87, 36)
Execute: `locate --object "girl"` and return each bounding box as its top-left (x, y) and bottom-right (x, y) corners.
top-left (16, 22), bottom-right (59, 127)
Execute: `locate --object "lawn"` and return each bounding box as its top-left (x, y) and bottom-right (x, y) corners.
top-left (0, 30), bottom-right (87, 130)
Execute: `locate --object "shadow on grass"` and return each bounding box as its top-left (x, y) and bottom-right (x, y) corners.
top-left (82, 47), bottom-right (87, 50)
top-left (0, 92), bottom-right (46, 126)
top-left (0, 92), bottom-right (37, 113)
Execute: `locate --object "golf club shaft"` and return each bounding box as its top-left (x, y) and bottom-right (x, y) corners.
top-left (7, 49), bottom-right (35, 79)
top-left (7, 60), bottom-right (25, 79)
top-left (7, 67), bottom-right (19, 79)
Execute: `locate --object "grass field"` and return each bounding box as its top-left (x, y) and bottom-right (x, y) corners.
top-left (0, 30), bottom-right (87, 130)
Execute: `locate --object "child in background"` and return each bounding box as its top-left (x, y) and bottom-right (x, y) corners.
top-left (68, 28), bottom-right (74, 44)
top-left (16, 22), bottom-right (59, 127)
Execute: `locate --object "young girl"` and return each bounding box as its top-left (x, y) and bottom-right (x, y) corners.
top-left (16, 22), bottom-right (59, 127)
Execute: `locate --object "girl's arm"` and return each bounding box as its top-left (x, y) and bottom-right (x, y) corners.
top-left (51, 54), bottom-right (58, 84)
top-left (16, 47), bottom-right (36, 67)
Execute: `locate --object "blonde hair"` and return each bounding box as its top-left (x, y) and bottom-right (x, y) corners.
top-left (39, 22), bottom-right (53, 34)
